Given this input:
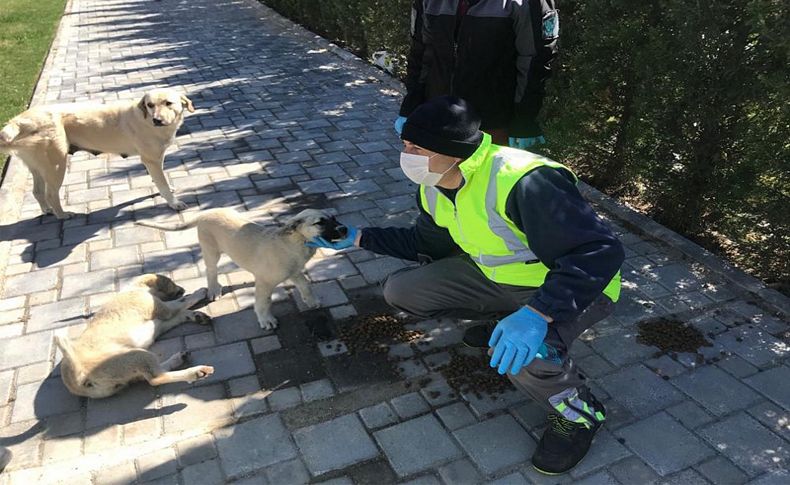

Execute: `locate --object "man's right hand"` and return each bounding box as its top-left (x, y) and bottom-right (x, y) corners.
top-left (394, 116), bottom-right (407, 135)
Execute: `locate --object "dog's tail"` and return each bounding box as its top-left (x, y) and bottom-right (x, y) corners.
top-left (136, 218), bottom-right (200, 232)
top-left (0, 117), bottom-right (41, 150)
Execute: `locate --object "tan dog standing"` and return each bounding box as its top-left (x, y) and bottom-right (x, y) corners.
top-left (138, 208), bottom-right (348, 330)
top-left (0, 88), bottom-right (195, 218)
top-left (55, 274), bottom-right (213, 399)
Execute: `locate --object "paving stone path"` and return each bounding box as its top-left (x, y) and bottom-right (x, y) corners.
top-left (0, 0), bottom-right (788, 483)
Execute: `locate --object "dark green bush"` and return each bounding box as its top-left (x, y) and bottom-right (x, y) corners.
top-left (260, 0), bottom-right (789, 292)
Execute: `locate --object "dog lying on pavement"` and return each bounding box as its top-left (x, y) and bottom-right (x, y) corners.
top-left (0, 88), bottom-right (195, 219)
top-left (138, 208), bottom-right (348, 330)
top-left (55, 274), bottom-right (213, 398)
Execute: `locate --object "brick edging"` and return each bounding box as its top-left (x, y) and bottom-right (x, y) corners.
top-left (0, 0), bottom-right (76, 296)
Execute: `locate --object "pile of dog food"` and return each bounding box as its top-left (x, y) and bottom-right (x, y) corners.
top-left (337, 313), bottom-right (424, 354)
top-left (637, 318), bottom-right (711, 353)
top-left (439, 348), bottom-right (514, 399)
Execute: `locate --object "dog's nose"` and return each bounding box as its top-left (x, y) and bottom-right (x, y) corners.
top-left (153, 118), bottom-right (164, 126)
top-left (338, 225), bottom-right (348, 238)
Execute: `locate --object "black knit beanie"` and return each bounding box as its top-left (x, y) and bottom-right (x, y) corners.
top-left (401, 96), bottom-right (483, 158)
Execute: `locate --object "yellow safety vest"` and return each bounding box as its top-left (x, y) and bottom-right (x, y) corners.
top-left (419, 134), bottom-right (621, 302)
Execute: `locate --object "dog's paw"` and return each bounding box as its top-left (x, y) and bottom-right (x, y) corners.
top-left (207, 286), bottom-right (222, 301)
top-left (257, 313), bottom-right (279, 331)
top-left (192, 311), bottom-right (212, 325)
top-left (168, 199), bottom-right (188, 211)
top-left (55, 211), bottom-right (77, 220)
top-left (195, 366), bottom-right (214, 380)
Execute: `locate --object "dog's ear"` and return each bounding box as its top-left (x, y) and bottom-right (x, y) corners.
top-left (137, 96), bottom-right (148, 118)
top-left (180, 95), bottom-right (195, 113)
top-left (54, 335), bottom-right (76, 362)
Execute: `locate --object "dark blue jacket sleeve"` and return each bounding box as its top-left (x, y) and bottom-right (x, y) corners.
top-left (359, 192), bottom-right (459, 262)
top-left (506, 166), bottom-right (624, 322)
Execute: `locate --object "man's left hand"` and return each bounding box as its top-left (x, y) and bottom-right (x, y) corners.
top-left (306, 227), bottom-right (359, 250)
top-left (488, 306), bottom-right (549, 375)
top-left (509, 136), bottom-right (546, 150)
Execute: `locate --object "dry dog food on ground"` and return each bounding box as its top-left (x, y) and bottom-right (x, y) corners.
top-left (637, 318), bottom-right (711, 354)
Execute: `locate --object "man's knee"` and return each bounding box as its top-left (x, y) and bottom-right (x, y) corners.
top-left (382, 268), bottom-right (433, 317)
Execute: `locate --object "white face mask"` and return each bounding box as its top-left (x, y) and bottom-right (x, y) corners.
top-left (400, 152), bottom-right (455, 186)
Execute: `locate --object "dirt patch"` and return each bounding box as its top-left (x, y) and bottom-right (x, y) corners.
top-left (637, 318), bottom-right (712, 353)
top-left (438, 348), bottom-right (514, 399)
top-left (337, 313), bottom-right (423, 355)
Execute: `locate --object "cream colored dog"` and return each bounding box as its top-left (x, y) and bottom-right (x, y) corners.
top-left (138, 208), bottom-right (348, 329)
top-left (55, 274), bottom-right (213, 399)
top-left (0, 88), bottom-right (195, 218)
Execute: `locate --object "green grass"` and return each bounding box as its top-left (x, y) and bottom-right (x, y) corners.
top-left (0, 0), bottom-right (66, 170)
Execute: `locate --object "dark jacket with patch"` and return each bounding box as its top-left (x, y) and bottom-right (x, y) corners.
top-left (400, 0), bottom-right (560, 138)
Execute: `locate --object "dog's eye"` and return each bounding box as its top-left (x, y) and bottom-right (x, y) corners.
top-left (84, 381), bottom-right (94, 388)
top-left (147, 103), bottom-right (154, 108)
top-left (165, 101), bottom-right (173, 107)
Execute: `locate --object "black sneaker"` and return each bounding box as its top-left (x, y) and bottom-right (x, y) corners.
top-left (0, 447), bottom-right (12, 473)
top-left (461, 322), bottom-right (496, 348)
top-left (532, 395), bottom-right (605, 475)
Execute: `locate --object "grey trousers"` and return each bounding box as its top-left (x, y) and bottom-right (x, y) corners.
top-left (382, 255), bottom-right (614, 414)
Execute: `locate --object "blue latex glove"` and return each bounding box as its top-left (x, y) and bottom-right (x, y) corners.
top-left (305, 226), bottom-right (358, 250)
top-left (394, 116), bottom-right (407, 135)
top-left (509, 136), bottom-right (546, 150)
top-left (488, 306), bottom-right (549, 375)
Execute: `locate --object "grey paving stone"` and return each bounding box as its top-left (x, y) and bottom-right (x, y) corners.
top-left (464, 388), bottom-right (528, 418)
top-left (665, 400), bottom-right (716, 430)
top-left (3, 267), bottom-right (60, 297)
top-left (453, 415), bottom-right (536, 475)
top-left (294, 414), bottom-right (378, 476)
top-left (212, 308), bottom-right (268, 344)
top-left (569, 429), bottom-right (631, 478)
top-left (590, 331), bottom-right (657, 366)
top-left (598, 365), bottom-right (686, 417)
top-left (27, 297), bottom-right (87, 332)
top-left (486, 472), bottom-right (528, 485)
top-left (436, 402), bottom-right (477, 431)
top-left (300, 379), bottom-right (335, 402)
top-left (305, 256), bottom-right (358, 282)
top-left (747, 401), bottom-right (790, 441)
top-left (672, 366), bottom-right (762, 417)
top-left (745, 366), bottom-right (790, 410)
top-left (716, 355), bottom-right (760, 378)
top-left (177, 434), bottom-right (217, 467)
top-left (188, 342), bottom-right (256, 383)
top-left (390, 392), bottom-right (431, 419)
top-left (268, 387), bottom-right (302, 411)
top-left (356, 257), bottom-right (405, 284)
top-left (215, 414), bottom-right (297, 479)
top-left (511, 402), bottom-right (548, 430)
top-left (658, 469), bottom-right (710, 485)
top-left (228, 375), bottom-right (261, 397)
top-left (609, 456), bottom-right (661, 485)
top-left (716, 327), bottom-right (789, 368)
top-left (12, 377), bottom-right (81, 423)
top-left (374, 414), bottom-right (463, 477)
top-left (60, 268), bottom-right (115, 299)
top-left (644, 355), bottom-right (687, 378)
top-left (615, 412), bottom-right (715, 476)
top-left (94, 461), bottom-right (137, 485)
top-left (438, 459), bottom-right (483, 485)
top-left (419, 375), bottom-right (455, 407)
top-left (137, 447), bottom-right (178, 482)
top-left (699, 413), bottom-right (789, 477)
top-left (747, 469), bottom-right (790, 485)
top-left (251, 335), bottom-right (282, 354)
top-left (572, 470), bottom-right (620, 485)
top-left (695, 456), bottom-right (749, 485)
top-left (265, 458), bottom-right (310, 485)
top-left (85, 383), bottom-right (157, 429)
top-left (91, 247), bottom-right (140, 270)
top-left (0, 330), bottom-right (53, 371)
top-left (180, 459), bottom-right (224, 485)
top-left (162, 384), bottom-right (233, 434)
top-left (359, 402), bottom-right (399, 429)
top-left (578, 354), bottom-right (616, 378)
